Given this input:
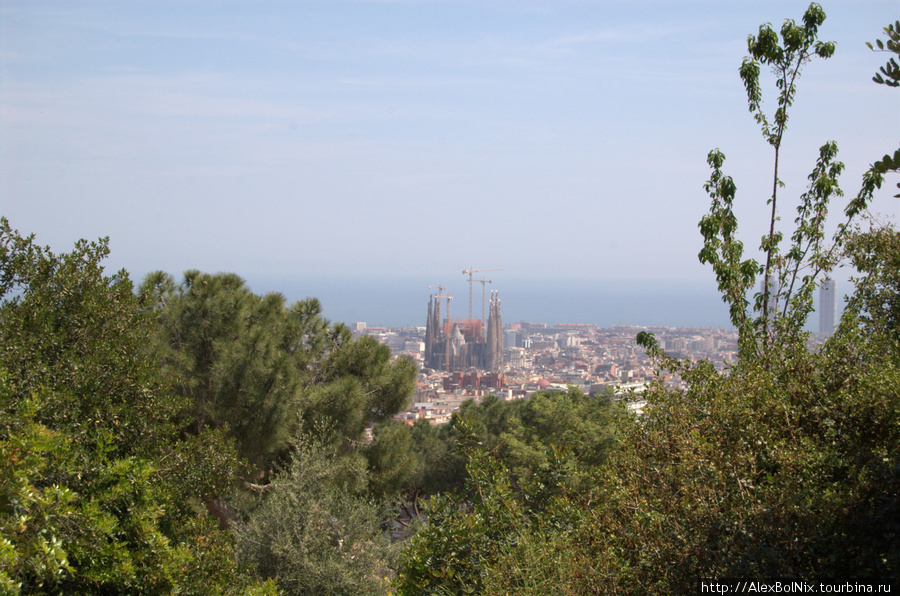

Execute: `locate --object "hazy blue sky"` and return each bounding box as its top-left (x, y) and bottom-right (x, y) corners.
top-left (2, 1), bottom-right (898, 324)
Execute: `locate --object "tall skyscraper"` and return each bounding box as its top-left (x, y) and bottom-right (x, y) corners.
top-left (819, 278), bottom-right (836, 338)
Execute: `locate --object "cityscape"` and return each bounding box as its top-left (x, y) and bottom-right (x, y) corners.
top-left (351, 274), bottom-right (841, 426)
top-left (4, 0), bottom-right (895, 590)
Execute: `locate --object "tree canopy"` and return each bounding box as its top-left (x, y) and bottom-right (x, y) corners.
top-left (139, 270), bottom-right (417, 482)
top-left (0, 218), bottom-right (276, 595)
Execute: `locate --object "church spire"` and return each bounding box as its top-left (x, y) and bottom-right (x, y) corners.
top-left (486, 291), bottom-right (503, 372)
top-left (493, 292), bottom-right (503, 371)
top-left (425, 295), bottom-right (435, 368)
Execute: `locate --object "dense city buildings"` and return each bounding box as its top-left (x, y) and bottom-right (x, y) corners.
top-left (354, 300), bottom-right (741, 426)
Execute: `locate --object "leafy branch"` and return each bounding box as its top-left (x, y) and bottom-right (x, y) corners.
top-left (866, 20), bottom-right (900, 198)
top-left (738, 3), bottom-right (835, 345)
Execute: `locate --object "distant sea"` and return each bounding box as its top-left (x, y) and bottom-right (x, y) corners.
top-left (245, 275), bottom-right (741, 330)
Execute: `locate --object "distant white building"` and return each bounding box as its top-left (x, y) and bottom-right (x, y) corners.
top-left (819, 279), bottom-right (837, 338)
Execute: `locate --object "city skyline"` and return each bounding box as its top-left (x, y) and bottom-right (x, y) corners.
top-left (259, 272), bottom-right (846, 332)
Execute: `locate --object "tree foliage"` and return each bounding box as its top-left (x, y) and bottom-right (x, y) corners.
top-left (456, 388), bottom-right (622, 492)
top-left (395, 388), bottom-right (627, 594)
top-left (696, 2), bottom-right (889, 359)
top-left (841, 219), bottom-right (900, 341)
top-left (139, 271), bottom-right (417, 482)
top-left (594, 333), bottom-right (899, 593)
top-left (395, 443), bottom-right (529, 596)
top-left (404, 418), bottom-right (467, 501)
top-left (139, 268), bottom-right (420, 594)
top-left (866, 20), bottom-right (900, 197)
top-left (383, 387), bottom-right (624, 509)
top-left (0, 219), bottom-right (276, 595)
top-left (611, 7), bottom-right (900, 590)
top-left (868, 19), bottom-right (900, 87)
top-left (237, 436), bottom-right (394, 596)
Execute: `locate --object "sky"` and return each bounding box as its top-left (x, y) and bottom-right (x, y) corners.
top-left (2, 0), bottom-right (898, 326)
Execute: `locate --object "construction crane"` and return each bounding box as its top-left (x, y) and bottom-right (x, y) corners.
top-left (462, 267), bottom-right (503, 320)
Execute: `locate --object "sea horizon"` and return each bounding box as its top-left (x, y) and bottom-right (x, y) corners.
top-left (243, 275), bottom-right (742, 330)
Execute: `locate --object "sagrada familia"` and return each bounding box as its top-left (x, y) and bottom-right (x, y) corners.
top-left (424, 290), bottom-right (503, 372)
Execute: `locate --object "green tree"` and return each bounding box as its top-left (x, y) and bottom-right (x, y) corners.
top-left (611, 7), bottom-right (900, 590)
top-left (302, 333), bottom-right (418, 459)
top-left (139, 271), bottom-right (417, 483)
top-left (495, 387), bottom-right (620, 493)
top-left (237, 435), bottom-right (394, 596)
top-left (395, 389), bottom-right (626, 595)
top-left (611, 7), bottom-right (900, 591)
top-left (141, 269), bottom-right (418, 593)
top-left (868, 19), bottom-right (900, 87)
top-left (740, 2), bottom-right (833, 335)
top-left (405, 418), bottom-right (466, 506)
top-left (362, 417), bottom-right (467, 525)
top-left (395, 436), bottom-right (529, 596)
top-left (0, 219), bottom-right (276, 595)
top-left (140, 270), bottom-right (331, 476)
top-left (841, 219), bottom-right (900, 341)
top-left (698, 3), bottom-right (886, 359)
top-left (454, 388), bottom-right (622, 492)
top-left (365, 420), bottom-right (420, 500)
